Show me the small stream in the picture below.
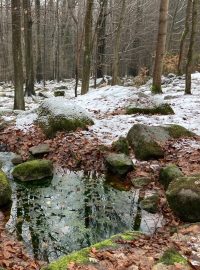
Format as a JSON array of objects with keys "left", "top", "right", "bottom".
[{"left": 0, "top": 153, "right": 164, "bottom": 263}]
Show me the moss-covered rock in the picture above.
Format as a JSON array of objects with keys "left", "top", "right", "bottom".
[
  {"left": 42, "top": 231, "right": 140, "bottom": 270},
  {"left": 166, "top": 175, "right": 200, "bottom": 222},
  {"left": 112, "top": 137, "right": 129, "bottom": 155},
  {"left": 126, "top": 103, "right": 174, "bottom": 115},
  {"left": 127, "top": 124, "right": 196, "bottom": 161},
  {"left": 105, "top": 153, "right": 134, "bottom": 175},
  {"left": 159, "top": 164, "right": 183, "bottom": 190},
  {"left": 37, "top": 98, "right": 94, "bottom": 138},
  {"left": 54, "top": 90, "right": 65, "bottom": 97},
  {"left": 140, "top": 194, "right": 159, "bottom": 214},
  {"left": 12, "top": 160, "right": 53, "bottom": 181},
  {"left": 0, "top": 170, "right": 12, "bottom": 207}
]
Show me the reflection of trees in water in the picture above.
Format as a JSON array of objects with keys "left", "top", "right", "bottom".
[{"left": 83, "top": 171, "right": 132, "bottom": 245}]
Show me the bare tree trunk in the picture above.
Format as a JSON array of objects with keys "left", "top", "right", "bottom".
[
  {"left": 152, "top": 0, "right": 169, "bottom": 94},
  {"left": 11, "top": 0, "right": 25, "bottom": 110},
  {"left": 81, "top": 0, "right": 94, "bottom": 95},
  {"left": 35, "top": 0, "right": 42, "bottom": 82},
  {"left": 185, "top": 0, "right": 198, "bottom": 95},
  {"left": 177, "top": 0, "right": 192, "bottom": 75},
  {"left": 96, "top": 0, "right": 108, "bottom": 79},
  {"left": 23, "top": 0, "right": 35, "bottom": 96},
  {"left": 43, "top": 0, "right": 47, "bottom": 87},
  {"left": 111, "top": 0, "right": 126, "bottom": 86}
]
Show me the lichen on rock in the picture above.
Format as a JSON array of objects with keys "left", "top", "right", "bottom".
[{"left": 0, "top": 169, "right": 12, "bottom": 206}]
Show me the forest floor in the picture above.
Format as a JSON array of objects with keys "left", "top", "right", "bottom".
[{"left": 0, "top": 73, "right": 200, "bottom": 269}]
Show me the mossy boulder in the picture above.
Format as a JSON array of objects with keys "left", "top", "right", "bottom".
[
  {"left": 112, "top": 137, "right": 129, "bottom": 155},
  {"left": 37, "top": 98, "right": 94, "bottom": 138},
  {"left": 126, "top": 103, "right": 174, "bottom": 115},
  {"left": 54, "top": 90, "right": 65, "bottom": 97},
  {"left": 127, "top": 124, "right": 195, "bottom": 161},
  {"left": 105, "top": 153, "right": 134, "bottom": 175},
  {"left": 140, "top": 194, "right": 159, "bottom": 214},
  {"left": 159, "top": 164, "right": 183, "bottom": 190},
  {"left": 166, "top": 175, "right": 200, "bottom": 222},
  {"left": 12, "top": 160, "right": 53, "bottom": 181},
  {"left": 43, "top": 231, "right": 140, "bottom": 270},
  {"left": 0, "top": 170, "right": 12, "bottom": 207}
]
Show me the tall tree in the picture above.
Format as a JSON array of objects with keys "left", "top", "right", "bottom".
[
  {"left": 152, "top": 0, "right": 169, "bottom": 94},
  {"left": 11, "top": 0, "right": 25, "bottom": 110},
  {"left": 23, "top": 0, "right": 35, "bottom": 96},
  {"left": 185, "top": 0, "right": 198, "bottom": 94},
  {"left": 111, "top": 0, "right": 126, "bottom": 86},
  {"left": 177, "top": 0, "right": 192, "bottom": 75},
  {"left": 35, "top": 0, "right": 42, "bottom": 82},
  {"left": 81, "top": 0, "right": 94, "bottom": 95}
]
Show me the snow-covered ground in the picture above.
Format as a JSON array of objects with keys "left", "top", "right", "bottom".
[{"left": 0, "top": 73, "right": 200, "bottom": 144}]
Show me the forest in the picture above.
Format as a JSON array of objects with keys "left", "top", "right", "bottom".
[{"left": 0, "top": 0, "right": 200, "bottom": 269}]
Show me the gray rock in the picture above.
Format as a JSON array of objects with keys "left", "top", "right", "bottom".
[
  {"left": 29, "top": 144, "right": 51, "bottom": 155},
  {"left": 166, "top": 175, "right": 200, "bottom": 222},
  {"left": 105, "top": 153, "right": 134, "bottom": 175},
  {"left": 11, "top": 154, "right": 23, "bottom": 165},
  {"left": 131, "top": 177, "right": 152, "bottom": 188},
  {"left": 140, "top": 194, "right": 159, "bottom": 214},
  {"left": 126, "top": 103, "right": 174, "bottom": 115},
  {"left": 37, "top": 97, "right": 94, "bottom": 138}
]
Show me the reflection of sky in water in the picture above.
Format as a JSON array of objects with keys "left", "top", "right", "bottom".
[{"left": 0, "top": 153, "right": 164, "bottom": 263}]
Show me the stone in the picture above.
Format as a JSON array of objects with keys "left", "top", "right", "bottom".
[
  {"left": 0, "top": 170, "right": 12, "bottom": 207},
  {"left": 54, "top": 90, "right": 65, "bottom": 97},
  {"left": 126, "top": 103, "right": 174, "bottom": 115},
  {"left": 11, "top": 154, "right": 23, "bottom": 165},
  {"left": 159, "top": 164, "right": 183, "bottom": 190},
  {"left": 29, "top": 144, "right": 51, "bottom": 156},
  {"left": 105, "top": 153, "right": 134, "bottom": 176},
  {"left": 37, "top": 97, "right": 94, "bottom": 138},
  {"left": 112, "top": 137, "right": 129, "bottom": 155},
  {"left": 127, "top": 124, "right": 195, "bottom": 161},
  {"left": 166, "top": 175, "right": 200, "bottom": 222},
  {"left": 131, "top": 177, "right": 152, "bottom": 188},
  {"left": 12, "top": 159, "right": 53, "bottom": 181},
  {"left": 140, "top": 194, "right": 159, "bottom": 214}
]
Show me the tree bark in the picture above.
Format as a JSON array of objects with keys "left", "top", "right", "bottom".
[
  {"left": 23, "top": 0, "right": 35, "bottom": 96},
  {"left": 81, "top": 0, "right": 94, "bottom": 95},
  {"left": 35, "top": 0, "right": 43, "bottom": 83},
  {"left": 177, "top": 0, "right": 192, "bottom": 75},
  {"left": 111, "top": 0, "right": 126, "bottom": 86},
  {"left": 152, "top": 0, "right": 169, "bottom": 94},
  {"left": 185, "top": 0, "right": 198, "bottom": 95},
  {"left": 11, "top": 0, "right": 25, "bottom": 110}
]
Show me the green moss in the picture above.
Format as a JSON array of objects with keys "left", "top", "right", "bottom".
[
  {"left": 135, "top": 140, "right": 164, "bottom": 161},
  {"left": 140, "top": 194, "right": 159, "bottom": 214},
  {"left": 112, "top": 137, "right": 129, "bottom": 155},
  {"left": 151, "top": 85, "right": 163, "bottom": 94},
  {"left": 159, "top": 249, "right": 188, "bottom": 265},
  {"left": 126, "top": 103, "right": 174, "bottom": 116},
  {"left": 12, "top": 159, "right": 53, "bottom": 181},
  {"left": 131, "top": 177, "right": 152, "bottom": 188},
  {"left": 166, "top": 175, "right": 200, "bottom": 222},
  {"left": 166, "top": 124, "right": 195, "bottom": 139},
  {"left": 0, "top": 170, "right": 12, "bottom": 206},
  {"left": 43, "top": 231, "right": 140, "bottom": 270},
  {"left": 159, "top": 164, "right": 183, "bottom": 190}
]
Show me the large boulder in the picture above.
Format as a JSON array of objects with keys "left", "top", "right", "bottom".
[
  {"left": 166, "top": 175, "right": 200, "bottom": 222},
  {"left": 0, "top": 170, "right": 12, "bottom": 207},
  {"left": 159, "top": 164, "right": 183, "bottom": 190},
  {"left": 12, "top": 159, "right": 53, "bottom": 181},
  {"left": 105, "top": 153, "right": 134, "bottom": 176},
  {"left": 127, "top": 124, "right": 195, "bottom": 161},
  {"left": 37, "top": 98, "right": 94, "bottom": 137},
  {"left": 126, "top": 103, "right": 174, "bottom": 115}
]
